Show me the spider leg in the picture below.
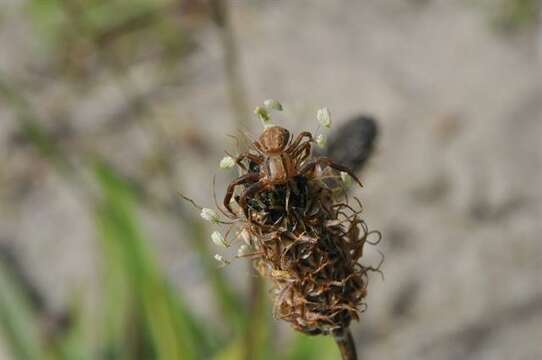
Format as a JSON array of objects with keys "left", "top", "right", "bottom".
[
  {"left": 286, "top": 131, "right": 313, "bottom": 154},
  {"left": 299, "top": 157, "right": 363, "bottom": 187},
  {"left": 324, "top": 158, "right": 363, "bottom": 187},
  {"left": 235, "top": 152, "right": 264, "bottom": 171},
  {"left": 254, "top": 141, "right": 265, "bottom": 155},
  {"left": 239, "top": 180, "right": 271, "bottom": 218},
  {"left": 213, "top": 175, "right": 235, "bottom": 219},
  {"left": 291, "top": 142, "right": 312, "bottom": 165},
  {"left": 224, "top": 173, "right": 261, "bottom": 215},
  {"left": 298, "top": 160, "right": 317, "bottom": 177}
]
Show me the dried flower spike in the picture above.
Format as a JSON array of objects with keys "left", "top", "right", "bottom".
[
  {"left": 317, "top": 107, "right": 332, "bottom": 128},
  {"left": 219, "top": 156, "right": 236, "bottom": 169},
  {"left": 219, "top": 120, "right": 376, "bottom": 336},
  {"left": 186, "top": 105, "right": 382, "bottom": 360}
]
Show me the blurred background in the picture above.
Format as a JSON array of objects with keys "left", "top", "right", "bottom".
[{"left": 1, "top": 0, "right": 542, "bottom": 359}]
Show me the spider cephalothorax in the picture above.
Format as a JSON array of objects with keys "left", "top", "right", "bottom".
[{"left": 256, "top": 126, "right": 291, "bottom": 154}]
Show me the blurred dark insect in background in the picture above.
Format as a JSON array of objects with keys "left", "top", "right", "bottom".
[{"left": 319, "top": 116, "right": 378, "bottom": 174}]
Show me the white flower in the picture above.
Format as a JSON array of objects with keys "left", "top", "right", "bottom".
[
  {"left": 219, "top": 156, "right": 235, "bottom": 169},
  {"left": 254, "top": 106, "right": 271, "bottom": 123},
  {"left": 317, "top": 107, "right": 332, "bottom": 128},
  {"left": 316, "top": 134, "right": 327, "bottom": 148},
  {"left": 340, "top": 171, "right": 353, "bottom": 187},
  {"left": 214, "top": 254, "right": 230, "bottom": 265},
  {"left": 237, "top": 244, "right": 251, "bottom": 257},
  {"left": 263, "top": 99, "right": 283, "bottom": 111},
  {"left": 200, "top": 208, "right": 219, "bottom": 223},
  {"left": 211, "top": 231, "right": 228, "bottom": 248}
]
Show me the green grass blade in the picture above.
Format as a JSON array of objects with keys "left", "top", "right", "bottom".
[
  {"left": 212, "top": 337, "right": 243, "bottom": 360},
  {"left": 245, "top": 280, "right": 273, "bottom": 360},
  {"left": 95, "top": 162, "right": 216, "bottom": 360},
  {"left": 53, "top": 296, "right": 93, "bottom": 360},
  {"left": 285, "top": 333, "right": 339, "bottom": 360},
  {"left": 0, "top": 262, "right": 45, "bottom": 360}
]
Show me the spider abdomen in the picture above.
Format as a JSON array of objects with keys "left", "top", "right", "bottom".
[{"left": 264, "top": 153, "right": 297, "bottom": 184}]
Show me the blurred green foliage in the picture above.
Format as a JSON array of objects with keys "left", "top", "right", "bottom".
[
  {"left": 0, "top": 262, "right": 45, "bottom": 359},
  {"left": 495, "top": 0, "right": 540, "bottom": 30},
  {"left": 477, "top": 0, "right": 541, "bottom": 32},
  {"left": 28, "top": 0, "right": 162, "bottom": 44},
  {"left": 95, "top": 163, "right": 218, "bottom": 359},
  {"left": 27, "top": 0, "right": 193, "bottom": 75}
]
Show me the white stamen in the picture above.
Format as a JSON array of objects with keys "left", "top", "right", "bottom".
[
  {"left": 200, "top": 208, "right": 220, "bottom": 224},
  {"left": 341, "top": 171, "right": 353, "bottom": 187},
  {"left": 263, "top": 99, "right": 283, "bottom": 111},
  {"left": 316, "top": 134, "right": 327, "bottom": 148},
  {"left": 317, "top": 107, "right": 332, "bottom": 128},
  {"left": 214, "top": 254, "right": 230, "bottom": 265},
  {"left": 237, "top": 244, "right": 252, "bottom": 257},
  {"left": 240, "top": 228, "right": 252, "bottom": 245},
  {"left": 219, "top": 156, "right": 235, "bottom": 169},
  {"left": 254, "top": 106, "right": 271, "bottom": 123},
  {"left": 211, "top": 231, "right": 228, "bottom": 248}
]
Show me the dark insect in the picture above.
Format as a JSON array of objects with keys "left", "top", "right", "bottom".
[{"left": 318, "top": 115, "right": 378, "bottom": 173}]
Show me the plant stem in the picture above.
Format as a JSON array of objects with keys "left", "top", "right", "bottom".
[
  {"left": 333, "top": 328, "right": 358, "bottom": 360},
  {"left": 209, "top": 2, "right": 267, "bottom": 358},
  {"left": 243, "top": 274, "right": 266, "bottom": 360},
  {"left": 208, "top": 0, "right": 251, "bottom": 131}
]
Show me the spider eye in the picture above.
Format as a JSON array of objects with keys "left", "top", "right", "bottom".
[{"left": 249, "top": 161, "right": 260, "bottom": 173}]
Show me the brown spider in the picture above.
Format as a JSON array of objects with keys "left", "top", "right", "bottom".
[{"left": 223, "top": 126, "right": 362, "bottom": 217}]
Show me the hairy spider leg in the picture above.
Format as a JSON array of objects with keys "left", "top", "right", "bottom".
[
  {"left": 299, "top": 157, "right": 363, "bottom": 187},
  {"left": 223, "top": 173, "right": 261, "bottom": 215},
  {"left": 253, "top": 140, "right": 266, "bottom": 154},
  {"left": 286, "top": 131, "right": 313, "bottom": 153},
  {"left": 235, "top": 151, "right": 264, "bottom": 169},
  {"left": 290, "top": 141, "right": 312, "bottom": 166}
]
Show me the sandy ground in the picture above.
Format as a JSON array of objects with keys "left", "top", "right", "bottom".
[{"left": 1, "top": 0, "right": 542, "bottom": 359}]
